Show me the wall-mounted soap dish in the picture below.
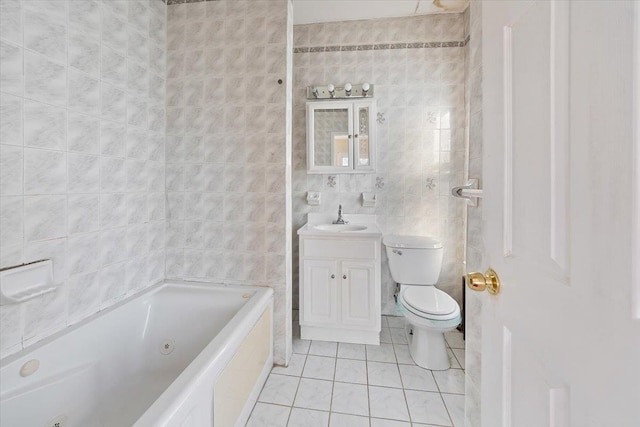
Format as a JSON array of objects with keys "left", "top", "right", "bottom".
[{"left": 0, "top": 260, "right": 56, "bottom": 305}]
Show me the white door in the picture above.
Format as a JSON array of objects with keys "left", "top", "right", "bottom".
[
  {"left": 301, "top": 260, "right": 339, "bottom": 326},
  {"left": 481, "top": 1, "right": 640, "bottom": 426},
  {"left": 341, "top": 261, "right": 377, "bottom": 328}
]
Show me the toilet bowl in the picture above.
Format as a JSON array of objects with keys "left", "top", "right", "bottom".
[{"left": 383, "top": 235, "right": 461, "bottom": 370}]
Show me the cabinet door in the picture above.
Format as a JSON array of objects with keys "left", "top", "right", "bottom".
[
  {"left": 301, "top": 260, "right": 339, "bottom": 326},
  {"left": 353, "top": 101, "right": 375, "bottom": 172},
  {"left": 340, "top": 261, "right": 377, "bottom": 328},
  {"left": 306, "top": 102, "right": 354, "bottom": 173}
]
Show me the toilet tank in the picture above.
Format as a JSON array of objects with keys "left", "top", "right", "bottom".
[{"left": 383, "top": 235, "right": 444, "bottom": 285}]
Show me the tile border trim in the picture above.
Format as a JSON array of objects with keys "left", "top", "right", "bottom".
[{"left": 293, "top": 38, "right": 469, "bottom": 54}]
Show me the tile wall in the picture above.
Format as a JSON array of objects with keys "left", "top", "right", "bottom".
[
  {"left": 164, "top": 0, "right": 293, "bottom": 365},
  {"left": 464, "top": 3, "right": 483, "bottom": 426},
  {"left": 0, "top": 0, "right": 167, "bottom": 357},
  {"left": 292, "top": 14, "right": 468, "bottom": 314}
]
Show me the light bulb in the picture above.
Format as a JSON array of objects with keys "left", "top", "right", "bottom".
[
  {"left": 344, "top": 83, "right": 352, "bottom": 91},
  {"left": 362, "top": 82, "right": 370, "bottom": 92},
  {"left": 312, "top": 87, "right": 319, "bottom": 98},
  {"left": 327, "top": 84, "right": 335, "bottom": 93}
]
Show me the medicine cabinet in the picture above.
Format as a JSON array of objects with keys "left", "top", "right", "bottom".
[{"left": 306, "top": 100, "right": 376, "bottom": 174}]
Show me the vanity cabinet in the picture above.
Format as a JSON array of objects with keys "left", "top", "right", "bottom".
[
  {"left": 299, "top": 236, "right": 381, "bottom": 345},
  {"left": 306, "top": 100, "right": 376, "bottom": 174}
]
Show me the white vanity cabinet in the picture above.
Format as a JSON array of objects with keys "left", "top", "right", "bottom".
[{"left": 298, "top": 234, "right": 381, "bottom": 345}]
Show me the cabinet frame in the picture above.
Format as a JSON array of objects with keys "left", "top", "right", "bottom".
[{"left": 306, "top": 100, "right": 376, "bottom": 174}]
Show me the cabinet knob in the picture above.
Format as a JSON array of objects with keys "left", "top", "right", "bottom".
[
  {"left": 331, "top": 274, "right": 335, "bottom": 279},
  {"left": 343, "top": 275, "right": 347, "bottom": 279}
]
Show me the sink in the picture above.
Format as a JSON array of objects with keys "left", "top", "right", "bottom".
[{"left": 313, "top": 224, "right": 368, "bottom": 232}]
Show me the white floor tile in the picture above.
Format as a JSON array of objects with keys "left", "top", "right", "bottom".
[
  {"left": 370, "top": 418, "right": 411, "bottom": 427},
  {"left": 309, "top": 340, "right": 338, "bottom": 357},
  {"left": 380, "top": 328, "right": 392, "bottom": 343},
  {"left": 366, "top": 343, "right": 397, "bottom": 363},
  {"left": 303, "top": 355, "right": 336, "bottom": 381},
  {"left": 442, "top": 393, "right": 465, "bottom": 427},
  {"left": 452, "top": 348, "right": 465, "bottom": 369},
  {"left": 288, "top": 408, "right": 329, "bottom": 427},
  {"left": 444, "top": 331, "right": 465, "bottom": 349},
  {"left": 368, "top": 361, "right": 402, "bottom": 388},
  {"left": 386, "top": 316, "right": 405, "bottom": 328},
  {"left": 389, "top": 328, "right": 408, "bottom": 344},
  {"left": 337, "top": 342, "right": 366, "bottom": 360},
  {"left": 294, "top": 378, "right": 333, "bottom": 411},
  {"left": 405, "top": 390, "right": 452, "bottom": 426},
  {"left": 331, "top": 382, "right": 369, "bottom": 417},
  {"left": 272, "top": 353, "right": 307, "bottom": 377},
  {"left": 393, "top": 344, "right": 415, "bottom": 365},
  {"left": 293, "top": 338, "right": 311, "bottom": 354},
  {"left": 258, "top": 374, "right": 300, "bottom": 406},
  {"left": 433, "top": 368, "right": 465, "bottom": 394},
  {"left": 247, "top": 402, "right": 291, "bottom": 427},
  {"left": 368, "top": 386, "right": 410, "bottom": 421},
  {"left": 335, "top": 358, "right": 367, "bottom": 384},
  {"left": 447, "top": 349, "right": 461, "bottom": 369},
  {"left": 329, "top": 413, "right": 369, "bottom": 427},
  {"left": 398, "top": 365, "right": 438, "bottom": 392}
]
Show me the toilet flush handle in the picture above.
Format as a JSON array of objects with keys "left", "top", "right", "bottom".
[{"left": 392, "top": 249, "right": 403, "bottom": 255}]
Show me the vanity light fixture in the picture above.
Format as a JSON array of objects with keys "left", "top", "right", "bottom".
[{"left": 306, "top": 83, "right": 375, "bottom": 99}]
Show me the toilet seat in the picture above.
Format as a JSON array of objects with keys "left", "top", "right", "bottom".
[{"left": 400, "top": 287, "right": 460, "bottom": 321}]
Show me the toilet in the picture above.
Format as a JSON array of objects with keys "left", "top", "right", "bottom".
[{"left": 383, "top": 235, "right": 461, "bottom": 370}]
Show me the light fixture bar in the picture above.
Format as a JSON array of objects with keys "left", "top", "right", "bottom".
[{"left": 306, "top": 83, "right": 374, "bottom": 99}]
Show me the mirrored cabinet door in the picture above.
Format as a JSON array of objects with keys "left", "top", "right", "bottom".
[
  {"left": 306, "top": 100, "right": 376, "bottom": 174},
  {"left": 354, "top": 102, "right": 375, "bottom": 172}
]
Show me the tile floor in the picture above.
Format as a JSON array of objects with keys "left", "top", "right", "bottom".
[{"left": 246, "top": 315, "right": 465, "bottom": 427}]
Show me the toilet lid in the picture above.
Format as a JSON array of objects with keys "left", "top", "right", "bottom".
[{"left": 402, "top": 287, "right": 457, "bottom": 316}]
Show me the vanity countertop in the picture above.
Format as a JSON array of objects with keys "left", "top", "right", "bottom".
[{"left": 297, "top": 213, "right": 382, "bottom": 238}]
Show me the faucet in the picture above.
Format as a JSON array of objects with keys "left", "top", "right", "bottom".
[{"left": 333, "top": 205, "right": 349, "bottom": 224}]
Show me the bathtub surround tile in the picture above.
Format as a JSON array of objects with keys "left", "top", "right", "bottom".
[
  {"left": 24, "top": 50, "right": 67, "bottom": 107},
  {"left": 0, "top": 144, "right": 23, "bottom": 195},
  {"left": 1, "top": 40, "right": 23, "bottom": 95},
  {"left": 258, "top": 373, "right": 299, "bottom": 406},
  {"left": 0, "top": 0, "right": 166, "bottom": 356},
  {"left": 0, "top": 93, "right": 23, "bottom": 145},
  {"left": 23, "top": 286, "right": 67, "bottom": 345},
  {"left": 23, "top": 100, "right": 67, "bottom": 150}
]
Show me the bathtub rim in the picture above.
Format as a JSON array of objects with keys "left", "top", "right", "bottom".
[{"left": 0, "top": 280, "right": 274, "bottom": 426}]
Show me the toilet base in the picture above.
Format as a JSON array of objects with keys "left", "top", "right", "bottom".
[{"left": 405, "top": 322, "right": 451, "bottom": 371}]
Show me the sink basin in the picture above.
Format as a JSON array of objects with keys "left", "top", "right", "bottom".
[{"left": 313, "top": 224, "right": 368, "bottom": 232}]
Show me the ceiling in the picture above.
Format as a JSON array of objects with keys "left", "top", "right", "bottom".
[{"left": 293, "top": 0, "right": 469, "bottom": 25}]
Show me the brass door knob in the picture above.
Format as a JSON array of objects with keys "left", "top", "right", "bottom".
[{"left": 466, "top": 268, "right": 501, "bottom": 295}]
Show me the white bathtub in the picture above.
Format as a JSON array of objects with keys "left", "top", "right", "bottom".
[{"left": 0, "top": 281, "right": 274, "bottom": 427}]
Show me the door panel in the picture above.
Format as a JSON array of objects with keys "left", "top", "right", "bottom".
[
  {"left": 341, "top": 261, "right": 376, "bottom": 328},
  {"left": 482, "top": 1, "right": 639, "bottom": 426},
  {"left": 301, "top": 260, "right": 338, "bottom": 326}
]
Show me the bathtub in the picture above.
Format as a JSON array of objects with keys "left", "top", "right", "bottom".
[{"left": 0, "top": 280, "right": 274, "bottom": 427}]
